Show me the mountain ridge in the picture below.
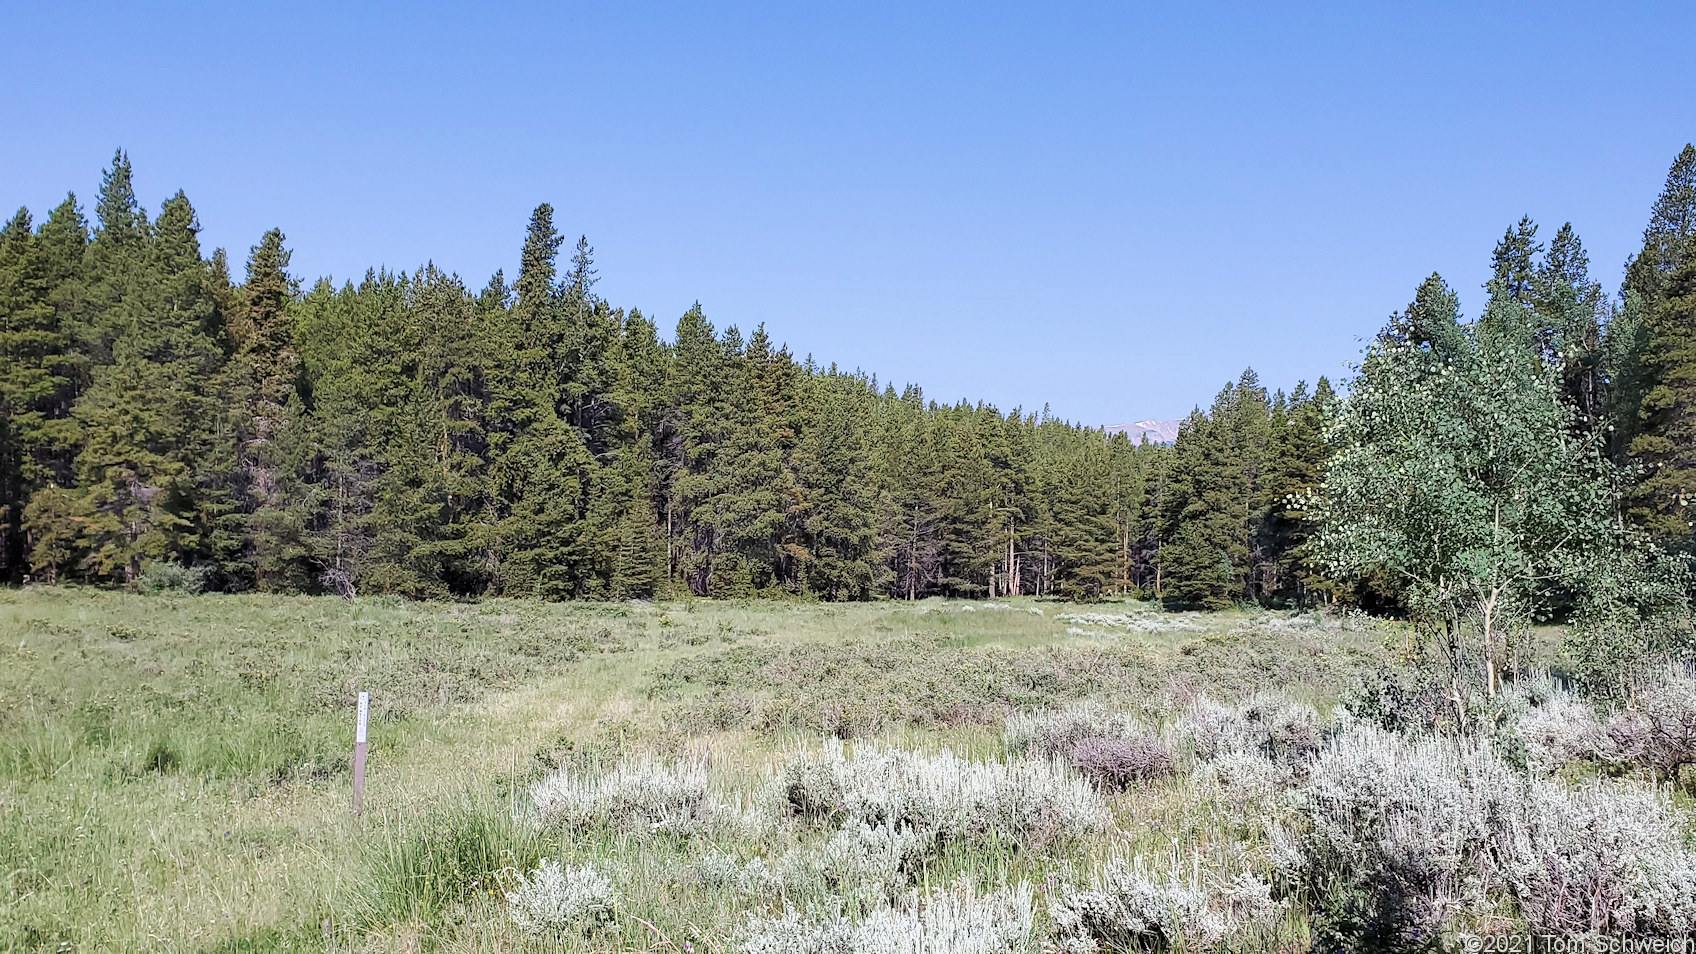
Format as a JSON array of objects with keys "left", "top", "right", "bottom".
[{"left": 1102, "top": 419, "right": 1183, "bottom": 444}]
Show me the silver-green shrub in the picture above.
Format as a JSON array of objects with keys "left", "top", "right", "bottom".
[
  {"left": 1604, "top": 664, "right": 1696, "bottom": 781},
  {"left": 1005, "top": 706, "right": 1173, "bottom": 789},
  {"left": 1505, "top": 779, "right": 1696, "bottom": 937},
  {"left": 1501, "top": 678, "right": 1603, "bottom": 775},
  {"left": 506, "top": 859, "right": 619, "bottom": 934},
  {"left": 1171, "top": 692, "right": 1321, "bottom": 772},
  {"left": 773, "top": 742, "right": 1108, "bottom": 848},
  {"left": 1284, "top": 726, "right": 1522, "bottom": 936},
  {"left": 1287, "top": 723, "right": 1696, "bottom": 942},
  {"left": 1050, "top": 855, "right": 1282, "bottom": 953},
  {"left": 532, "top": 755, "right": 712, "bottom": 833},
  {"left": 742, "top": 882, "right": 1035, "bottom": 954}
]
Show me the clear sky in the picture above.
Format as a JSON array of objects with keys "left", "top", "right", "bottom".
[{"left": 3, "top": 2, "right": 1693, "bottom": 424}]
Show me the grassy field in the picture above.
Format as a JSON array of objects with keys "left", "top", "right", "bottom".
[{"left": 0, "top": 588, "right": 1465, "bottom": 952}]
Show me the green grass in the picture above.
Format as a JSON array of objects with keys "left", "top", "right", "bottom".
[{"left": 0, "top": 588, "right": 1394, "bottom": 952}]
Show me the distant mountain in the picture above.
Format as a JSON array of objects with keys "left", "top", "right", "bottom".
[{"left": 1102, "top": 419, "right": 1182, "bottom": 444}]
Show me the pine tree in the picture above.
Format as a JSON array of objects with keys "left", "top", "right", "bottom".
[
  {"left": 1623, "top": 144, "right": 1696, "bottom": 308},
  {"left": 1157, "top": 376, "right": 1260, "bottom": 609},
  {"left": 1628, "top": 256, "right": 1696, "bottom": 540},
  {"left": 1614, "top": 145, "right": 1696, "bottom": 459},
  {"left": 1531, "top": 223, "right": 1607, "bottom": 428},
  {"left": 62, "top": 188, "right": 223, "bottom": 583},
  {"left": 212, "top": 228, "right": 310, "bottom": 589},
  {"left": 487, "top": 206, "right": 596, "bottom": 598},
  {"left": 0, "top": 202, "right": 86, "bottom": 578}
]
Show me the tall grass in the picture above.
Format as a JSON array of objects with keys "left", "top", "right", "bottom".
[{"left": 1, "top": 588, "right": 1395, "bottom": 951}]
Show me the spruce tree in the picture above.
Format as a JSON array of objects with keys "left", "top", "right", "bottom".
[
  {"left": 211, "top": 228, "right": 310, "bottom": 589},
  {"left": 63, "top": 189, "right": 223, "bottom": 583},
  {"left": 488, "top": 208, "right": 596, "bottom": 598},
  {"left": 0, "top": 204, "right": 86, "bottom": 577},
  {"left": 1624, "top": 144, "right": 1696, "bottom": 308},
  {"left": 1628, "top": 256, "right": 1696, "bottom": 540}
]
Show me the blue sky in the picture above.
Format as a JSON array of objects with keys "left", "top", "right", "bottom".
[{"left": 3, "top": 2, "right": 1693, "bottom": 424}]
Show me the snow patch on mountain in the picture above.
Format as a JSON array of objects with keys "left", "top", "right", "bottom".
[{"left": 1102, "top": 419, "right": 1182, "bottom": 444}]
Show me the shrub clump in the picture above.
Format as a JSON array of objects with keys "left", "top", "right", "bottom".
[
  {"left": 1281, "top": 726, "right": 1522, "bottom": 942},
  {"left": 742, "top": 882, "right": 1035, "bottom": 954},
  {"left": 773, "top": 741, "right": 1108, "bottom": 850},
  {"left": 532, "top": 755, "right": 712, "bottom": 834},
  {"left": 1005, "top": 706, "right": 1174, "bottom": 789},
  {"left": 1173, "top": 693, "right": 1321, "bottom": 772},
  {"left": 1050, "top": 854, "right": 1283, "bottom": 953},
  {"left": 1603, "top": 664, "right": 1696, "bottom": 782},
  {"left": 1282, "top": 724, "right": 1696, "bottom": 946},
  {"left": 1504, "top": 680, "right": 1604, "bottom": 775},
  {"left": 506, "top": 859, "right": 619, "bottom": 934},
  {"left": 136, "top": 561, "right": 210, "bottom": 595},
  {"left": 1505, "top": 780, "right": 1696, "bottom": 937}
]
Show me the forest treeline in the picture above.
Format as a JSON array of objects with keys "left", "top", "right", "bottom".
[{"left": 1, "top": 146, "right": 1693, "bottom": 607}]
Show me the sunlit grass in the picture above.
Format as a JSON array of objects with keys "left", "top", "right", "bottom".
[{"left": 0, "top": 587, "right": 1389, "bottom": 951}]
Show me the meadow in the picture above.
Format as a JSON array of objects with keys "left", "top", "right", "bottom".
[{"left": 4, "top": 589, "right": 1693, "bottom": 953}]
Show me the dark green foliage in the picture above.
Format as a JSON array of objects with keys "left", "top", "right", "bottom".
[
  {"left": 7, "top": 144, "right": 1695, "bottom": 622},
  {"left": 10, "top": 156, "right": 1320, "bottom": 600},
  {"left": 1617, "top": 144, "right": 1696, "bottom": 538}
]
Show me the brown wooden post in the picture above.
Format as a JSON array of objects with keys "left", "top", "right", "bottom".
[{"left": 352, "top": 690, "right": 369, "bottom": 815}]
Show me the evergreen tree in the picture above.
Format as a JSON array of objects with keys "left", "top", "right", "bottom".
[
  {"left": 488, "top": 206, "right": 596, "bottom": 598},
  {"left": 1623, "top": 144, "right": 1696, "bottom": 308},
  {"left": 1614, "top": 145, "right": 1696, "bottom": 459},
  {"left": 2, "top": 153, "right": 1359, "bottom": 605},
  {"left": 211, "top": 229, "right": 310, "bottom": 589},
  {"left": 60, "top": 189, "right": 223, "bottom": 583},
  {"left": 0, "top": 201, "right": 86, "bottom": 578},
  {"left": 1628, "top": 256, "right": 1696, "bottom": 540}
]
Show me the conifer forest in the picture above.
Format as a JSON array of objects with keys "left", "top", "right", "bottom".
[{"left": 4, "top": 147, "right": 1696, "bottom": 618}]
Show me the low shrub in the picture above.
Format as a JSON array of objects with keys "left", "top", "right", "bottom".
[
  {"left": 506, "top": 859, "right": 620, "bottom": 935},
  {"left": 693, "top": 849, "right": 783, "bottom": 897},
  {"left": 1505, "top": 780, "right": 1696, "bottom": 937},
  {"left": 1604, "top": 664, "right": 1696, "bottom": 783},
  {"left": 773, "top": 742, "right": 1108, "bottom": 850},
  {"left": 136, "top": 561, "right": 210, "bottom": 595},
  {"left": 532, "top": 755, "right": 712, "bottom": 834},
  {"left": 1172, "top": 692, "right": 1321, "bottom": 772},
  {"left": 742, "top": 882, "right": 1035, "bottom": 954},
  {"left": 1069, "top": 736, "right": 1174, "bottom": 790},
  {"left": 1285, "top": 724, "right": 1696, "bottom": 945},
  {"left": 1499, "top": 678, "right": 1603, "bottom": 775},
  {"left": 1282, "top": 726, "right": 1521, "bottom": 944},
  {"left": 814, "top": 821, "right": 930, "bottom": 900},
  {"left": 1193, "top": 749, "right": 1285, "bottom": 811},
  {"left": 1005, "top": 705, "right": 1173, "bottom": 789},
  {"left": 1050, "top": 854, "right": 1282, "bottom": 953}
]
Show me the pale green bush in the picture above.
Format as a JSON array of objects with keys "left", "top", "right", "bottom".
[
  {"left": 1286, "top": 723, "right": 1696, "bottom": 944},
  {"left": 1050, "top": 854, "right": 1282, "bottom": 953},
  {"left": 1004, "top": 705, "right": 1173, "bottom": 789},
  {"left": 1604, "top": 664, "right": 1696, "bottom": 782},
  {"left": 1505, "top": 780, "right": 1696, "bottom": 937},
  {"left": 773, "top": 742, "right": 1108, "bottom": 849},
  {"left": 742, "top": 882, "right": 1035, "bottom": 954},
  {"left": 532, "top": 755, "right": 712, "bottom": 833},
  {"left": 1282, "top": 726, "right": 1522, "bottom": 939},
  {"left": 1172, "top": 693, "right": 1320, "bottom": 771},
  {"left": 506, "top": 859, "right": 619, "bottom": 934},
  {"left": 1502, "top": 679, "right": 1604, "bottom": 775}
]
